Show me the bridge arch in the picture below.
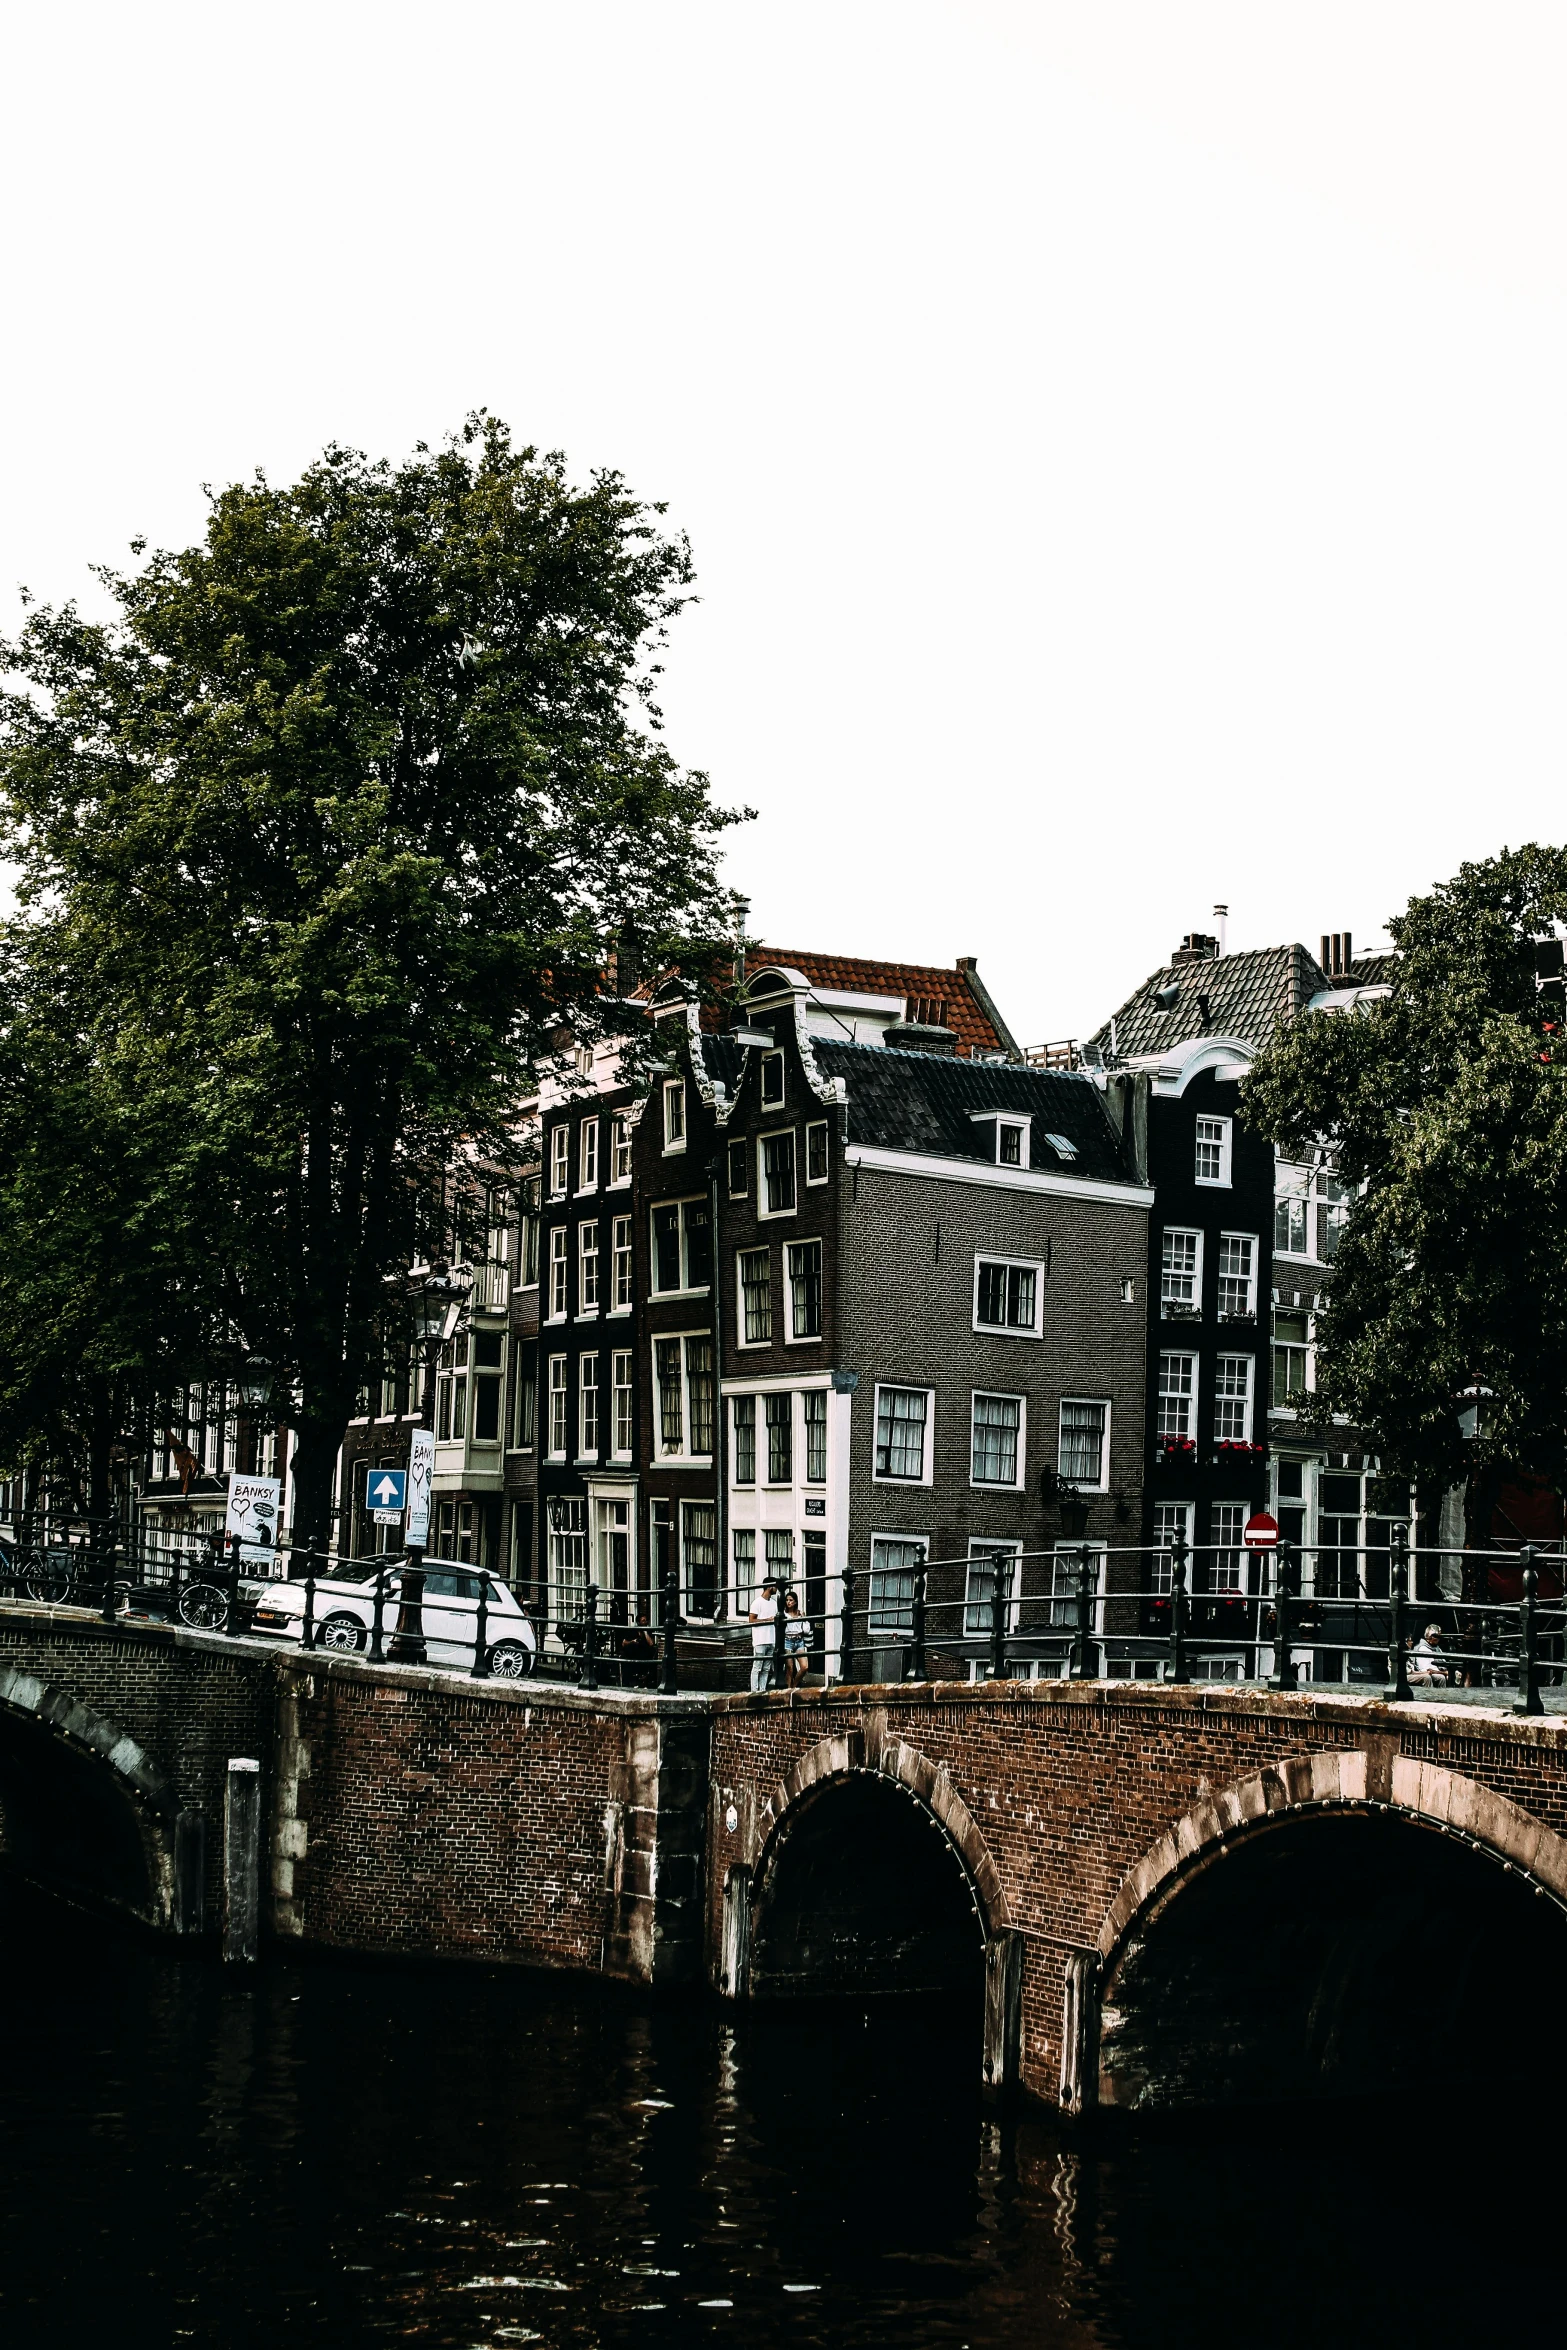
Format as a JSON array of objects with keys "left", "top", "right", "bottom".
[
  {"left": 0, "top": 1664, "right": 185, "bottom": 1930},
  {"left": 1092, "top": 1751, "right": 1567, "bottom": 2111},
  {"left": 745, "top": 1732, "right": 1007, "bottom": 2000}
]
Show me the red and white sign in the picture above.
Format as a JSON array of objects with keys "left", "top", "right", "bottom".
[{"left": 1243, "top": 1510, "right": 1280, "bottom": 1550}]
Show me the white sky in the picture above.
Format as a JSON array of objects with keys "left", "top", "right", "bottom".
[{"left": 3, "top": 2, "right": 1565, "bottom": 1043}]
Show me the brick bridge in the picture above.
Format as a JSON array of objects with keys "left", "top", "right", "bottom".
[{"left": 4, "top": 1603, "right": 1566, "bottom": 2111}]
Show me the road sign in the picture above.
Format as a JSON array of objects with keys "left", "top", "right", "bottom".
[
  {"left": 225, "top": 1474, "right": 281, "bottom": 1551},
  {"left": 1243, "top": 1509, "right": 1280, "bottom": 1550},
  {"left": 367, "top": 1469, "right": 407, "bottom": 1514},
  {"left": 406, "top": 1427, "right": 436, "bottom": 1546}
]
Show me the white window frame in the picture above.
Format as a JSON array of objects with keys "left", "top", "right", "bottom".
[
  {"left": 964, "top": 1538, "right": 1023, "bottom": 1633},
  {"left": 763, "top": 1390, "right": 794, "bottom": 1486},
  {"left": 969, "top": 1109, "right": 1031, "bottom": 1167},
  {"left": 578, "top": 1352, "right": 600, "bottom": 1462},
  {"left": 786, "top": 1238, "right": 823, "bottom": 1343},
  {"left": 578, "top": 1219, "right": 600, "bottom": 1316},
  {"left": 760, "top": 1050, "right": 786, "bottom": 1106},
  {"left": 1157, "top": 1351, "right": 1198, "bottom": 1441},
  {"left": 1274, "top": 1161, "right": 1312, "bottom": 1258},
  {"left": 610, "top": 1214, "right": 633, "bottom": 1312},
  {"left": 1271, "top": 1308, "right": 1311, "bottom": 1411},
  {"left": 737, "top": 1245, "right": 772, "bottom": 1347},
  {"left": 731, "top": 1393, "right": 757, "bottom": 1486},
  {"left": 732, "top": 1526, "right": 758, "bottom": 1615},
  {"left": 972, "top": 1254, "right": 1043, "bottom": 1337},
  {"left": 611, "top": 1350, "right": 634, "bottom": 1459},
  {"left": 1057, "top": 1397, "right": 1110, "bottom": 1492},
  {"left": 1150, "top": 1501, "right": 1192, "bottom": 1597},
  {"left": 802, "top": 1385, "right": 827, "bottom": 1483},
  {"left": 578, "top": 1118, "right": 599, "bottom": 1193},
  {"left": 1195, "top": 1114, "right": 1233, "bottom": 1188},
  {"left": 1160, "top": 1227, "right": 1203, "bottom": 1315},
  {"left": 652, "top": 1331, "right": 717, "bottom": 1463},
  {"left": 547, "top": 1494, "right": 587, "bottom": 1616},
  {"left": 1213, "top": 1353, "right": 1255, "bottom": 1444},
  {"left": 869, "top": 1533, "right": 929, "bottom": 1640},
  {"left": 649, "top": 1196, "right": 711, "bottom": 1297},
  {"left": 873, "top": 1382, "right": 934, "bottom": 1486},
  {"left": 1210, "top": 1500, "right": 1247, "bottom": 1593},
  {"left": 1217, "top": 1232, "right": 1258, "bottom": 1320},
  {"left": 806, "top": 1119, "right": 830, "bottom": 1184},
  {"left": 546, "top": 1354, "right": 569, "bottom": 1458},
  {"left": 970, "top": 1390, "right": 1025, "bottom": 1489},
  {"left": 547, "top": 1226, "right": 569, "bottom": 1322},
  {"left": 662, "top": 1077, "right": 686, "bottom": 1152},
  {"left": 1046, "top": 1540, "right": 1106, "bottom": 1633},
  {"left": 609, "top": 1112, "right": 632, "bottom": 1186},
  {"left": 549, "top": 1124, "right": 570, "bottom": 1198},
  {"left": 758, "top": 1127, "right": 799, "bottom": 1219}
]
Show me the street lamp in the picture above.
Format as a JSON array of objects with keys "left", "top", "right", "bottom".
[
  {"left": 1457, "top": 1382, "right": 1495, "bottom": 1445},
  {"left": 388, "top": 1260, "right": 473, "bottom": 1663},
  {"left": 236, "top": 1356, "right": 271, "bottom": 1414},
  {"left": 1058, "top": 1489, "right": 1091, "bottom": 1541}
]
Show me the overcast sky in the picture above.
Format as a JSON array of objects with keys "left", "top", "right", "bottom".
[{"left": 4, "top": 3, "right": 1564, "bottom": 1043}]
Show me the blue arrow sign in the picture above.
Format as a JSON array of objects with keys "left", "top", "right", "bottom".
[{"left": 368, "top": 1469, "right": 407, "bottom": 1512}]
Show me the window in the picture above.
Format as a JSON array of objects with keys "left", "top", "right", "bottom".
[
  {"left": 1195, "top": 1115, "right": 1232, "bottom": 1187},
  {"left": 579, "top": 1119, "right": 599, "bottom": 1191},
  {"left": 1046, "top": 1542, "right": 1102, "bottom": 1630},
  {"left": 379, "top": 1347, "right": 407, "bottom": 1419},
  {"left": 611, "top": 1215, "right": 633, "bottom": 1309},
  {"left": 1275, "top": 1162, "right": 1310, "bottom": 1255},
  {"left": 1217, "top": 1234, "right": 1256, "bottom": 1318},
  {"left": 869, "top": 1535, "right": 925, "bottom": 1637},
  {"left": 436, "top": 1334, "right": 467, "bottom": 1440},
  {"left": 579, "top": 1220, "right": 600, "bottom": 1313},
  {"left": 971, "top": 1392, "right": 1022, "bottom": 1486},
  {"left": 663, "top": 1079, "right": 686, "bottom": 1149},
  {"left": 803, "top": 1388, "right": 826, "bottom": 1483},
  {"left": 512, "top": 1349, "right": 536, "bottom": 1449},
  {"left": 575, "top": 1042, "right": 594, "bottom": 1078},
  {"left": 1058, "top": 1398, "right": 1108, "bottom": 1489},
  {"left": 875, "top": 1385, "right": 931, "bottom": 1481},
  {"left": 739, "top": 1247, "right": 772, "bottom": 1343},
  {"left": 656, "top": 1336, "right": 715, "bottom": 1457},
  {"left": 761, "top": 1052, "right": 785, "bottom": 1104},
  {"left": 1158, "top": 1353, "right": 1197, "bottom": 1440},
  {"left": 520, "top": 1174, "right": 541, "bottom": 1286},
  {"left": 965, "top": 1541, "right": 1021, "bottom": 1633},
  {"left": 548, "top": 1496, "right": 587, "bottom": 1617},
  {"left": 684, "top": 1503, "right": 718, "bottom": 1615},
  {"left": 806, "top": 1121, "right": 829, "bottom": 1183},
  {"left": 471, "top": 1329, "right": 503, "bottom": 1442},
  {"left": 1210, "top": 1501, "right": 1246, "bottom": 1593},
  {"left": 610, "top": 1113, "right": 631, "bottom": 1184},
  {"left": 549, "top": 1124, "right": 569, "bottom": 1196},
  {"left": 579, "top": 1354, "right": 600, "bottom": 1458},
  {"left": 732, "top": 1395, "right": 756, "bottom": 1484},
  {"left": 548, "top": 1226, "right": 568, "bottom": 1319},
  {"left": 996, "top": 1120, "right": 1025, "bottom": 1166},
  {"left": 788, "top": 1240, "right": 822, "bottom": 1339},
  {"left": 1043, "top": 1131, "right": 1078, "bottom": 1164},
  {"left": 975, "top": 1257, "right": 1039, "bottom": 1333},
  {"left": 547, "top": 1355, "right": 569, "bottom": 1456},
  {"left": 765, "top": 1391, "right": 793, "bottom": 1483},
  {"left": 765, "top": 1527, "right": 795, "bottom": 1591},
  {"left": 907, "top": 994, "right": 947, "bottom": 1027},
  {"left": 1151, "top": 1501, "right": 1191, "bottom": 1596},
  {"left": 1213, "top": 1354, "right": 1254, "bottom": 1443},
  {"left": 688, "top": 1339, "right": 715, "bottom": 1455},
  {"left": 1319, "top": 1168, "right": 1350, "bottom": 1263},
  {"left": 656, "top": 1338, "right": 683, "bottom": 1453},
  {"left": 651, "top": 1198, "right": 711, "bottom": 1293},
  {"left": 761, "top": 1130, "right": 797, "bottom": 1215},
  {"left": 727, "top": 1138, "right": 749, "bottom": 1197},
  {"left": 732, "top": 1527, "right": 756, "bottom": 1613},
  {"left": 611, "top": 1351, "right": 633, "bottom": 1457},
  {"left": 1272, "top": 1311, "right": 1309, "bottom": 1406},
  {"left": 1161, "top": 1229, "right": 1201, "bottom": 1313}
]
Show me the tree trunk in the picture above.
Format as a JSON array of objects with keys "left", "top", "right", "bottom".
[
  {"left": 288, "top": 1413, "right": 349, "bottom": 1568},
  {"left": 86, "top": 1375, "right": 115, "bottom": 1521},
  {"left": 1459, "top": 1463, "right": 1500, "bottom": 1685}
]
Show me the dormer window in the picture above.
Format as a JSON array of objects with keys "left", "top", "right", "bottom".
[
  {"left": 1043, "top": 1131, "right": 1078, "bottom": 1164},
  {"left": 663, "top": 1079, "right": 686, "bottom": 1151},
  {"left": 760, "top": 1052, "right": 785, "bottom": 1105},
  {"left": 996, "top": 1120, "right": 1025, "bottom": 1166}
]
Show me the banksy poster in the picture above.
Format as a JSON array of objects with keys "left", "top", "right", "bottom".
[
  {"left": 224, "top": 1473, "right": 282, "bottom": 1570},
  {"left": 405, "top": 1426, "right": 436, "bottom": 1546}
]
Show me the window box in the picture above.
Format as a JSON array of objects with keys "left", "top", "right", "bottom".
[
  {"left": 1217, "top": 1309, "right": 1257, "bottom": 1326},
  {"left": 1213, "top": 1439, "right": 1266, "bottom": 1462},
  {"left": 1161, "top": 1302, "right": 1202, "bottom": 1322},
  {"left": 1156, "top": 1436, "right": 1197, "bottom": 1464}
]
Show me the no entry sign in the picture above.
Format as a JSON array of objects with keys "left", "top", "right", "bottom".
[{"left": 1243, "top": 1510, "right": 1280, "bottom": 1550}]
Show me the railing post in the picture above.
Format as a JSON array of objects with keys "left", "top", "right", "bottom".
[
  {"left": 660, "top": 1563, "right": 679, "bottom": 1695},
  {"left": 100, "top": 1514, "right": 118, "bottom": 1625},
  {"left": 369, "top": 1565, "right": 387, "bottom": 1663},
  {"left": 301, "top": 1573, "right": 316, "bottom": 1652},
  {"left": 1071, "top": 1542, "right": 1097, "bottom": 1681},
  {"left": 1269, "top": 1540, "right": 1297, "bottom": 1691},
  {"left": 1384, "top": 1521, "right": 1411, "bottom": 1702},
  {"left": 904, "top": 1547, "right": 927, "bottom": 1682},
  {"left": 773, "top": 1577, "right": 790, "bottom": 1687},
  {"left": 580, "top": 1581, "right": 600, "bottom": 1691},
  {"left": 1169, "top": 1536, "right": 1190, "bottom": 1685},
  {"left": 225, "top": 1534, "right": 242, "bottom": 1637},
  {"left": 471, "top": 1573, "right": 491, "bottom": 1680},
  {"left": 1516, "top": 1542, "right": 1543, "bottom": 1717},
  {"left": 989, "top": 1551, "right": 1009, "bottom": 1680},
  {"left": 840, "top": 1559, "right": 855, "bottom": 1685}
]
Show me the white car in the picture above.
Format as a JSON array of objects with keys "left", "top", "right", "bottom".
[{"left": 251, "top": 1560, "right": 538, "bottom": 1678}]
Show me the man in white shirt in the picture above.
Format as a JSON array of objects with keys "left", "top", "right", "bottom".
[
  {"left": 749, "top": 1578, "right": 780, "bottom": 1691},
  {"left": 1408, "top": 1625, "right": 1449, "bottom": 1687}
]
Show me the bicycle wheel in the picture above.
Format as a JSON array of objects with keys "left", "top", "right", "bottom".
[
  {"left": 178, "top": 1582, "right": 229, "bottom": 1631},
  {"left": 25, "top": 1549, "right": 74, "bottom": 1604}
]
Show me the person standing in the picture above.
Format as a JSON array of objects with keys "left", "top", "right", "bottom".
[{"left": 749, "top": 1577, "right": 779, "bottom": 1692}]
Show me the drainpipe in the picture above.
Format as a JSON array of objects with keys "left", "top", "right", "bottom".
[{"left": 710, "top": 1146, "right": 726, "bottom": 1652}]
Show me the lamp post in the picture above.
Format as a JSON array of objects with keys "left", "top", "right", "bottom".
[
  {"left": 389, "top": 1260, "right": 472, "bottom": 1665},
  {"left": 1457, "top": 1380, "right": 1498, "bottom": 1677},
  {"left": 1058, "top": 1489, "right": 1095, "bottom": 1681}
]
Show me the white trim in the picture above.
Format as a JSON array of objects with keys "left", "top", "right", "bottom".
[
  {"left": 972, "top": 1252, "right": 1045, "bottom": 1338},
  {"left": 969, "top": 1389, "right": 1026, "bottom": 1491},
  {"left": 719, "top": 1371, "right": 833, "bottom": 1395},
  {"left": 871, "top": 1380, "right": 935, "bottom": 1488},
  {"left": 758, "top": 1125, "right": 800, "bottom": 1219},
  {"left": 1057, "top": 1395, "right": 1111, "bottom": 1492},
  {"left": 805, "top": 1118, "right": 830, "bottom": 1185},
  {"left": 844, "top": 1142, "right": 1153, "bottom": 1208}
]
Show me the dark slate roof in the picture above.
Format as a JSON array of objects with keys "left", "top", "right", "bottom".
[
  {"left": 808, "top": 1041, "right": 1136, "bottom": 1183},
  {"left": 1085, "top": 944, "right": 1330, "bottom": 1060},
  {"left": 1344, "top": 953, "right": 1397, "bottom": 989},
  {"left": 700, "top": 1033, "right": 745, "bottom": 1090}
]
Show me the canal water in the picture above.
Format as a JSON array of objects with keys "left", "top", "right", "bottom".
[{"left": 0, "top": 1873, "right": 1552, "bottom": 2349}]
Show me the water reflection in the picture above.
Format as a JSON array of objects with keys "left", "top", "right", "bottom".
[{"left": 0, "top": 1874, "right": 1551, "bottom": 2350}]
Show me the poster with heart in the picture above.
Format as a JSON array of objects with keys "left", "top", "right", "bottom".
[
  {"left": 225, "top": 1474, "right": 282, "bottom": 1569},
  {"left": 405, "top": 1426, "right": 436, "bottom": 1546}
]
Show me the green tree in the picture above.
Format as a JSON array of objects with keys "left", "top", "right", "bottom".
[
  {"left": 0, "top": 416, "right": 740, "bottom": 1547},
  {"left": 1243, "top": 844, "right": 1567, "bottom": 1543}
]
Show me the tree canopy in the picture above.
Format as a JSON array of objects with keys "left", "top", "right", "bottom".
[
  {"left": 1243, "top": 843, "right": 1567, "bottom": 1497},
  {"left": 0, "top": 416, "right": 740, "bottom": 1539}
]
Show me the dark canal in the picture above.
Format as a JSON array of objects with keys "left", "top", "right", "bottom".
[{"left": 0, "top": 1873, "right": 1553, "bottom": 2349}]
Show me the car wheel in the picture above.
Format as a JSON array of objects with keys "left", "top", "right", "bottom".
[
  {"left": 318, "top": 1612, "right": 365, "bottom": 1653},
  {"left": 488, "top": 1640, "right": 533, "bottom": 1680},
  {"left": 178, "top": 1582, "right": 228, "bottom": 1631}
]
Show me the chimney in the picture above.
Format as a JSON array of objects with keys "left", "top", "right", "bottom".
[
  {"left": 1171, "top": 932, "right": 1219, "bottom": 968},
  {"left": 1320, "top": 931, "right": 1352, "bottom": 979},
  {"left": 1212, "top": 903, "right": 1228, "bottom": 955}
]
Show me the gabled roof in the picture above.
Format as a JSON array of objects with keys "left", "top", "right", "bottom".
[
  {"left": 1086, "top": 943, "right": 1329, "bottom": 1061},
  {"left": 809, "top": 1041, "right": 1136, "bottom": 1183},
  {"left": 751, "top": 949, "right": 1018, "bottom": 1059}
]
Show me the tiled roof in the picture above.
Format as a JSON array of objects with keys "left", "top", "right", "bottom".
[
  {"left": 809, "top": 1041, "right": 1136, "bottom": 1183},
  {"left": 751, "top": 949, "right": 1016, "bottom": 1059},
  {"left": 1085, "top": 944, "right": 1329, "bottom": 1060},
  {"left": 1346, "top": 953, "right": 1397, "bottom": 988}
]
